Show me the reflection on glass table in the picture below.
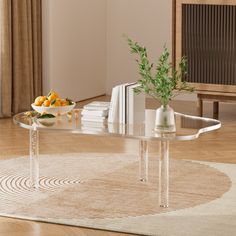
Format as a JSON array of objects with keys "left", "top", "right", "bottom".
[{"left": 13, "top": 109, "right": 221, "bottom": 208}]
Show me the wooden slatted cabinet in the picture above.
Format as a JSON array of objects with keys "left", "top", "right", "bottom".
[{"left": 173, "top": 0, "right": 236, "bottom": 118}]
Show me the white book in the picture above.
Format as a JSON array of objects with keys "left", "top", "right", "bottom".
[
  {"left": 119, "top": 85, "right": 124, "bottom": 124},
  {"left": 83, "top": 106, "right": 109, "bottom": 111},
  {"left": 125, "top": 82, "right": 137, "bottom": 123},
  {"left": 127, "top": 84, "right": 145, "bottom": 125},
  {"left": 119, "top": 123, "right": 126, "bottom": 134},
  {"left": 108, "top": 123, "right": 116, "bottom": 133},
  {"left": 108, "top": 85, "right": 120, "bottom": 123},
  {"left": 83, "top": 101, "right": 110, "bottom": 111},
  {"left": 82, "top": 115, "right": 106, "bottom": 120},
  {"left": 82, "top": 109, "right": 108, "bottom": 117},
  {"left": 81, "top": 117, "right": 106, "bottom": 123},
  {"left": 119, "top": 83, "right": 132, "bottom": 124},
  {"left": 85, "top": 101, "right": 110, "bottom": 107},
  {"left": 127, "top": 84, "right": 134, "bottom": 124},
  {"left": 108, "top": 83, "right": 137, "bottom": 124}
]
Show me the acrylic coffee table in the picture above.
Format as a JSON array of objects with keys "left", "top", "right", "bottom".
[{"left": 13, "top": 109, "right": 221, "bottom": 208}]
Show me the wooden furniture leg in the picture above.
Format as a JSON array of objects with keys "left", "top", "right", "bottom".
[
  {"left": 197, "top": 96, "right": 203, "bottom": 117},
  {"left": 213, "top": 101, "right": 219, "bottom": 119}
]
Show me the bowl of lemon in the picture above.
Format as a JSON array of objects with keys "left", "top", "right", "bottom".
[{"left": 31, "top": 90, "right": 76, "bottom": 115}]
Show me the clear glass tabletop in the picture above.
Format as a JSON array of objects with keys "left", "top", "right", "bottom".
[
  {"left": 13, "top": 109, "right": 221, "bottom": 208},
  {"left": 13, "top": 109, "right": 221, "bottom": 141}
]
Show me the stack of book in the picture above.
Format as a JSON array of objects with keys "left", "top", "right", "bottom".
[
  {"left": 81, "top": 121, "right": 107, "bottom": 132},
  {"left": 81, "top": 101, "right": 110, "bottom": 124}
]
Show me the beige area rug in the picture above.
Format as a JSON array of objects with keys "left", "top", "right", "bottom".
[{"left": 0, "top": 153, "right": 235, "bottom": 236}]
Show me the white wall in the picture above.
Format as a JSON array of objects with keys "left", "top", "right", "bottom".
[
  {"left": 42, "top": 0, "right": 180, "bottom": 101},
  {"left": 106, "top": 0, "right": 172, "bottom": 94},
  {"left": 42, "top": 0, "right": 107, "bottom": 101}
]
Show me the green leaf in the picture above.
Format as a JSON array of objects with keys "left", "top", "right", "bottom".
[
  {"left": 51, "top": 99, "right": 56, "bottom": 105},
  {"left": 38, "top": 114, "right": 55, "bottom": 119},
  {"left": 47, "top": 90, "right": 52, "bottom": 97},
  {"left": 125, "top": 36, "right": 194, "bottom": 104},
  {"left": 66, "top": 98, "right": 74, "bottom": 105}
]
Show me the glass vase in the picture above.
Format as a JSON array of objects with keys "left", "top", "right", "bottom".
[{"left": 155, "top": 105, "right": 176, "bottom": 133}]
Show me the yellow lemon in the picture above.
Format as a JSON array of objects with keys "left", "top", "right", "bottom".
[
  {"left": 34, "top": 96, "right": 44, "bottom": 106},
  {"left": 60, "top": 99, "right": 69, "bottom": 106},
  {"left": 47, "top": 90, "right": 59, "bottom": 101},
  {"left": 50, "top": 99, "right": 61, "bottom": 107},
  {"left": 34, "top": 96, "right": 42, "bottom": 103},
  {"left": 39, "top": 96, "right": 47, "bottom": 104},
  {"left": 42, "top": 99, "right": 50, "bottom": 107}
]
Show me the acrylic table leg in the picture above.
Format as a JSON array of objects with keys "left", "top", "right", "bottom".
[
  {"left": 30, "top": 128, "right": 39, "bottom": 189},
  {"left": 159, "top": 140, "right": 169, "bottom": 208},
  {"left": 139, "top": 140, "right": 148, "bottom": 182}
]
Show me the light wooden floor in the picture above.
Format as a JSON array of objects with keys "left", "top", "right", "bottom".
[{"left": 0, "top": 97, "right": 236, "bottom": 236}]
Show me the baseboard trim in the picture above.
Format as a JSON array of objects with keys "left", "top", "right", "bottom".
[{"left": 75, "top": 94, "right": 107, "bottom": 103}]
